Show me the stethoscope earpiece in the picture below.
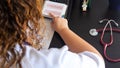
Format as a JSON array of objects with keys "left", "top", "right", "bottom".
[
  {"left": 99, "top": 19, "right": 119, "bottom": 27},
  {"left": 89, "top": 29, "right": 98, "bottom": 36},
  {"left": 99, "top": 19, "right": 109, "bottom": 24},
  {"left": 110, "top": 19, "right": 119, "bottom": 27}
]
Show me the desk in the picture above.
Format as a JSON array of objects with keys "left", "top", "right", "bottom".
[{"left": 50, "top": 0, "right": 120, "bottom": 68}]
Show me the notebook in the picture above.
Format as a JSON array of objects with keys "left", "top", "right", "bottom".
[{"left": 42, "top": 0, "right": 68, "bottom": 18}]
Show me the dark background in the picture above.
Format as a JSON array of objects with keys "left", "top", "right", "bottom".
[{"left": 50, "top": 0, "right": 120, "bottom": 68}]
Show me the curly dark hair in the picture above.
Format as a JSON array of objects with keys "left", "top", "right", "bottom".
[{"left": 0, "top": 0, "right": 44, "bottom": 67}]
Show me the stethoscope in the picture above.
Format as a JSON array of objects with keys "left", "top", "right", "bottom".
[{"left": 89, "top": 19, "right": 120, "bottom": 62}]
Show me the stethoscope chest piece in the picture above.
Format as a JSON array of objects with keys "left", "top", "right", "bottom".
[{"left": 89, "top": 29, "right": 98, "bottom": 36}]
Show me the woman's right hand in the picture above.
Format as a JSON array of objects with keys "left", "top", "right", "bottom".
[{"left": 50, "top": 13, "right": 69, "bottom": 33}]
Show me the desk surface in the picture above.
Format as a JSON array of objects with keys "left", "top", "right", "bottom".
[{"left": 50, "top": 0, "right": 120, "bottom": 68}]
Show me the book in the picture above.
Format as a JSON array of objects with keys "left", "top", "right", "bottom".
[
  {"left": 42, "top": 0, "right": 68, "bottom": 18},
  {"left": 41, "top": 1, "right": 68, "bottom": 49}
]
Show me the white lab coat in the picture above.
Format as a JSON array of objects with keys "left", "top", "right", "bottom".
[{"left": 20, "top": 45, "right": 105, "bottom": 68}]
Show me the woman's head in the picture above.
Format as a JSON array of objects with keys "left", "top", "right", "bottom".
[{"left": 0, "top": 0, "right": 44, "bottom": 67}]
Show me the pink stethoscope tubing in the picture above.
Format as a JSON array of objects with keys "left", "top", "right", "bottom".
[{"left": 90, "top": 19, "right": 120, "bottom": 62}]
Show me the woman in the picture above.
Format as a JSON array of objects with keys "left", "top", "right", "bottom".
[{"left": 0, "top": 0, "right": 105, "bottom": 68}]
